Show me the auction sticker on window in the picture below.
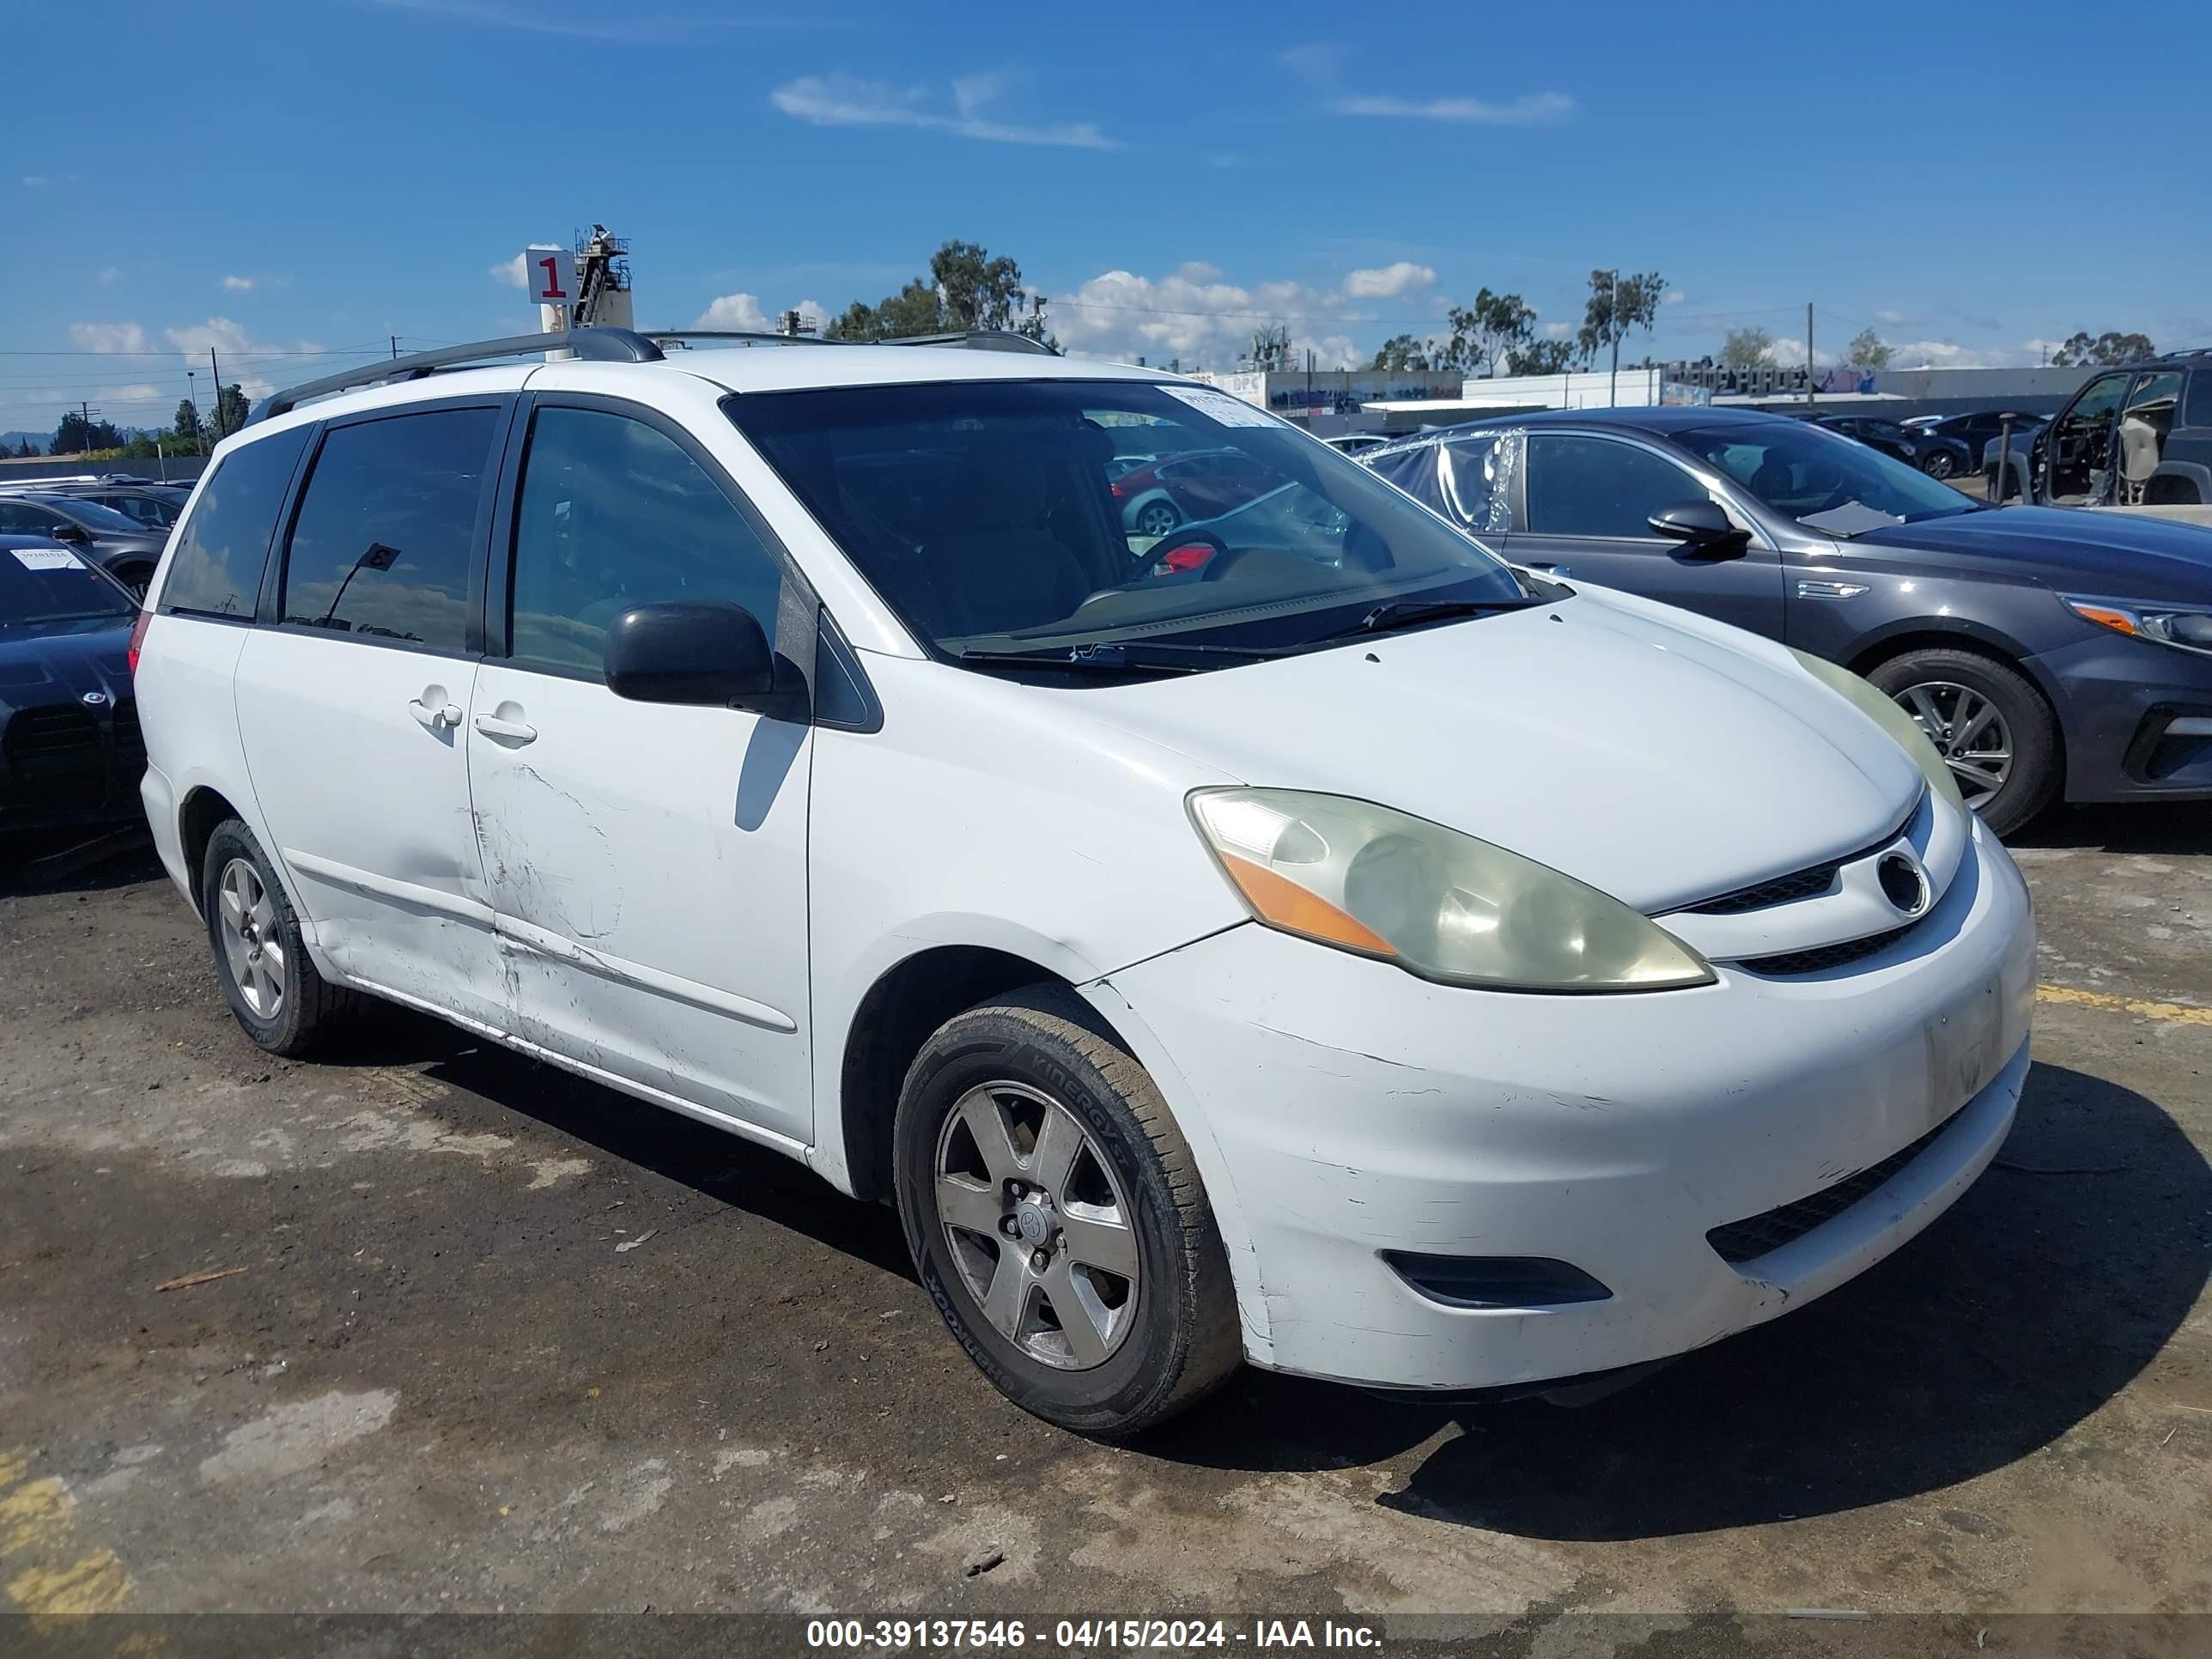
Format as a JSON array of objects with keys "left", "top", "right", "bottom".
[
  {"left": 10, "top": 547, "right": 85, "bottom": 572},
  {"left": 1156, "top": 385, "right": 1285, "bottom": 428}
]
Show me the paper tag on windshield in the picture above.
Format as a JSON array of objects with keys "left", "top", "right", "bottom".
[
  {"left": 1157, "top": 385, "right": 1283, "bottom": 428},
  {"left": 10, "top": 547, "right": 85, "bottom": 572}
]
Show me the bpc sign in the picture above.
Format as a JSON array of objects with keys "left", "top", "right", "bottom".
[{"left": 525, "top": 246, "right": 576, "bottom": 308}]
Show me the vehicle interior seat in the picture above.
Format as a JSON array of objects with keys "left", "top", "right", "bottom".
[
  {"left": 919, "top": 440, "right": 1090, "bottom": 637},
  {"left": 2119, "top": 416, "right": 2162, "bottom": 505}
]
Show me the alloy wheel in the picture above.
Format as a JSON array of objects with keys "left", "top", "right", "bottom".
[
  {"left": 933, "top": 1080, "right": 1141, "bottom": 1370},
  {"left": 1135, "top": 503, "right": 1179, "bottom": 538},
  {"left": 217, "top": 857, "right": 285, "bottom": 1019},
  {"left": 1895, "top": 680, "right": 2013, "bottom": 807}
]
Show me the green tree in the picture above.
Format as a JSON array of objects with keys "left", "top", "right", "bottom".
[
  {"left": 207, "top": 382, "right": 251, "bottom": 439},
  {"left": 2052, "top": 330, "right": 2155, "bottom": 367},
  {"left": 1844, "top": 328, "right": 1893, "bottom": 370},
  {"left": 52, "top": 412, "right": 121, "bottom": 453},
  {"left": 1719, "top": 326, "right": 1775, "bottom": 368},
  {"left": 1577, "top": 269, "right": 1668, "bottom": 372},
  {"left": 1504, "top": 339, "right": 1577, "bottom": 375},
  {"left": 11, "top": 437, "right": 37, "bottom": 458},
  {"left": 823, "top": 240, "right": 1053, "bottom": 345},
  {"left": 1436, "top": 289, "right": 1538, "bottom": 377},
  {"left": 174, "top": 398, "right": 204, "bottom": 449},
  {"left": 1369, "top": 333, "right": 1431, "bottom": 372}
]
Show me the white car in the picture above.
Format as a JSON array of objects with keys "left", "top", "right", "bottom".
[{"left": 131, "top": 327, "right": 2035, "bottom": 1437}]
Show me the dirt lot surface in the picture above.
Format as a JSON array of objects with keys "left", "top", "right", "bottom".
[{"left": 1, "top": 808, "right": 2208, "bottom": 1641}]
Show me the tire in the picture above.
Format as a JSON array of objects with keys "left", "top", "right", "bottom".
[
  {"left": 1865, "top": 648, "right": 2060, "bottom": 838},
  {"left": 893, "top": 985, "right": 1240, "bottom": 1437},
  {"left": 200, "top": 818, "right": 365, "bottom": 1055},
  {"left": 1133, "top": 500, "right": 1182, "bottom": 538},
  {"left": 1921, "top": 450, "right": 1956, "bottom": 480},
  {"left": 112, "top": 562, "right": 155, "bottom": 597}
]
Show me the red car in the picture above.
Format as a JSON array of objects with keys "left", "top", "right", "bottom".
[{"left": 1112, "top": 448, "right": 1285, "bottom": 538}]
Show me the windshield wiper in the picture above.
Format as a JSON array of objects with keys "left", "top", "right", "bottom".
[
  {"left": 1315, "top": 597, "right": 1538, "bottom": 642},
  {"left": 954, "top": 640, "right": 1293, "bottom": 675}
]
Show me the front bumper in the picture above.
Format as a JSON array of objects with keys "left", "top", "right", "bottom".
[
  {"left": 2039, "top": 631, "right": 2212, "bottom": 803},
  {"left": 1107, "top": 817, "right": 2036, "bottom": 1391}
]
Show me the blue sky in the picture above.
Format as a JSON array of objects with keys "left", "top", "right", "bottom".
[{"left": 9, "top": 0, "right": 2211, "bottom": 435}]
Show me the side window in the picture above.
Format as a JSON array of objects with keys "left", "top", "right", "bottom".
[
  {"left": 507, "top": 406, "right": 785, "bottom": 674},
  {"left": 1436, "top": 434, "right": 1509, "bottom": 533},
  {"left": 161, "top": 426, "right": 311, "bottom": 618},
  {"left": 0, "top": 502, "right": 54, "bottom": 534},
  {"left": 2184, "top": 370, "right": 2212, "bottom": 431},
  {"left": 280, "top": 408, "right": 497, "bottom": 652},
  {"left": 1525, "top": 434, "right": 1707, "bottom": 539}
]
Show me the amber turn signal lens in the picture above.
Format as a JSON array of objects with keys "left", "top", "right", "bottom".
[{"left": 1218, "top": 854, "right": 1397, "bottom": 957}]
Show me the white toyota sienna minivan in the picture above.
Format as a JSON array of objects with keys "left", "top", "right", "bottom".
[{"left": 131, "top": 326, "right": 2035, "bottom": 1436}]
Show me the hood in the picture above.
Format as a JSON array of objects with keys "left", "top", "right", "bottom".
[
  {"left": 0, "top": 622, "right": 136, "bottom": 718},
  {"left": 1850, "top": 506, "right": 2212, "bottom": 601},
  {"left": 1059, "top": 589, "right": 1923, "bottom": 913}
]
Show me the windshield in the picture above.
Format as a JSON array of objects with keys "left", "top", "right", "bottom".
[
  {"left": 726, "top": 380, "right": 1525, "bottom": 660},
  {"left": 0, "top": 546, "right": 136, "bottom": 632},
  {"left": 1674, "top": 420, "right": 1980, "bottom": 534},
  {"left": 46, "top": 497, "right": 145, "bottom": 533}
]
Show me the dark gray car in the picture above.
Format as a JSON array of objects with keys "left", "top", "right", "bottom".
[
  {"left": 1364, "top": 407, "right": 2212, "bottom": 834},
  {"left": 0, "top": 493, "right": 168, "bottom": 595}
]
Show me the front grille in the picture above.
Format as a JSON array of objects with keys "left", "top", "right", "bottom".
[
  {"left": 1737, "top": 921, "right": 1917, "bottom": 977},
  {"left": 1686, "top": 860, "right": 1844, "bottom": 915},
  {"left": 3, "top": 706, "right": 104, "bottom": 808},
  {"left": 1706, "top": 1109, "right": 1959, "bottom": 1266}
]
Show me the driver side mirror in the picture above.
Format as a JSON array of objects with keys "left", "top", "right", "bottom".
[
  {"left": 1648, "top": 499, "right": 1752, "bottom": 557},
  {"left": 604, "top": 599, "right": 802, "bottom": 717},
  {"left": 50, "top": 523, "right": 91, "bottom": 544}
]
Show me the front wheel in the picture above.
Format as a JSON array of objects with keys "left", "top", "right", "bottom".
[
  {"left": 1867, "top": 648, "right": 2059, "bottom": 837},
  {"left": 1133, "top": 500, "right": 1182, "bottom": 538},
  {"left": 893, "top": 986, "right": 1240, "bottom": 1437},
  {"left": 1922, "top": 450, "right": 1957, "bottom": 480}
]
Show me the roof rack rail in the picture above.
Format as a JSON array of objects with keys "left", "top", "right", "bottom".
[
  {"left": 247, "top": 326, "right": 665, "bottom": 426},
  {"left": 645, "top": 327, "right": 1058, "bottom": 357}
]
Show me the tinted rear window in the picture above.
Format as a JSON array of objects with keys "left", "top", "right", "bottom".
[
  {"left": 280, "top": 408, "right": 497, "bottom": 653},
  {"left": 161, "top": 428, "right": 310, "bottom": 618},
  {"left": 2186, "top": 370, "right": 2212, "bottom": 431}
]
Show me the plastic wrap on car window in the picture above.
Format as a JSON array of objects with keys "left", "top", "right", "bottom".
[{"left": 1437, "top": 431, "right": 1520, "bottom": 536}]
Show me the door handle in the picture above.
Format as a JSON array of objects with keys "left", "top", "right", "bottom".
[
  {"left": 473, "top": 713, "right": 538, "bottom": 744},
  {"left": 408, "top": 698, "right": 463, "bottom": 730}
]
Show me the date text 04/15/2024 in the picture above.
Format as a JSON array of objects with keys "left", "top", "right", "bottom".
[{"left": 804, "top": 1619, "right": 1383, "bottom": 1650}]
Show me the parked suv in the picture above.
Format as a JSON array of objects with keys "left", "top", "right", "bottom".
[
  {"left": 2014, "top": 350, "right": 2212, "bottom": 506},
  {"left": 135, "top": 328, "right": 2033, "bottom": 1436}
]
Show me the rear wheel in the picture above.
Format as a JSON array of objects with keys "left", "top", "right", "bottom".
[
  {"left": 1866, "top": 648, "right": 2059, "bottom": 837},
  {"left": 893, "top": 986, "right": 1240, "bottom": 1437},
  {"left": 201, "top": 819, "right": 364, "bottom": 1054},
  {"left": 1921, "top": 450, "right": 1957, "bottom": 480}
]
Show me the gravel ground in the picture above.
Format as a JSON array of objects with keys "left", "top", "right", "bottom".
[{"left": 0, "top": 806, "right": 2206, "bottom": 1644}]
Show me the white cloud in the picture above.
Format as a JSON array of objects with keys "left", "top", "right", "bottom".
[
  {"left": 222, "top": 275, "right": 256, "bottom": 292},
  {"left": 1343, "top": 261, "right": 1436, "bottom": 300},
  {"left": 490, "top": 253, "right": 528, "bottom": 288},
  {"left": 1277, "top": 43, "right": 1340, "bottom": 86},
  {"left": 1875, "top": 308, "right": 1906, "bottom": 325},
  {"left": 95, "top": 265, "right": 125, "bottom": 287},
  {"left": 1663, "top": 289, "right": 1686, "bottom": 306},
  {"left": 1881, "top": 338, "right": 2055, "bottom": 370},
  {"left": 165, "top": 318, "right": 323, "bottom": 401},
  {"left": 770, "top": 73, "right": 1116, "bottom": 149},
  {"left": 1541, "top": 320, "right": 1573, "bottom": 339},
  {"left": 1330, "top": 91, "right": 1574, "bottom": 125},
  {"left": 70, "top": 322, "right": 149, "bottom": 354},
  {"left": 21, "top": 174, "right": 47, "bottom": 188},
  {"left": 696, "top": 293, "right": 770, "bottom": 331},
  {"left": 1052, "top": 265, "right": 1372, "bottom": 370}
]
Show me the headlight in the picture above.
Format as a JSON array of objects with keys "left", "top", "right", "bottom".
[
  {"left": 1187, "top": 788, "right": 1714, "bottom": 993},
  {"left": 2062, "top": 594, "right": 2212, "bottom": 659},
  {"left": 1789, "top": 648, "right": 1964, "bottom": 811}
]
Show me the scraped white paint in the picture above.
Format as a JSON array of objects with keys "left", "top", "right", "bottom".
[{"left": 198, "top": 1389, "right": 398, "bottom": 1483}]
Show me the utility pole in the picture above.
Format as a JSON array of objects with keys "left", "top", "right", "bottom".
[
  {"left": 391, "top": 335, "right": 399, "bottom": 361},
  {"left": 76, "top": 402, "right": 101, "bottom": 456},
  {"left": 1607, "top": 270, "right": 1620, "bottom": 407},
  {"left": 186, "top": 368, "right": 199, "bottom": 454},
  {"left": 1806, "top": 302, "right": 1815, "bottom": 405},
  {"left": 209, "top": 348, "right": 226, "bottom": 440}
]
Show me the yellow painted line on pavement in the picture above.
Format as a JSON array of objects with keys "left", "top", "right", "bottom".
[
  {"left": 2039, "top": 983, "right": 2212, "bottom": 1028},
  {"left": 0, "top": 1449, "right": 132, "bottom": 1617}
]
